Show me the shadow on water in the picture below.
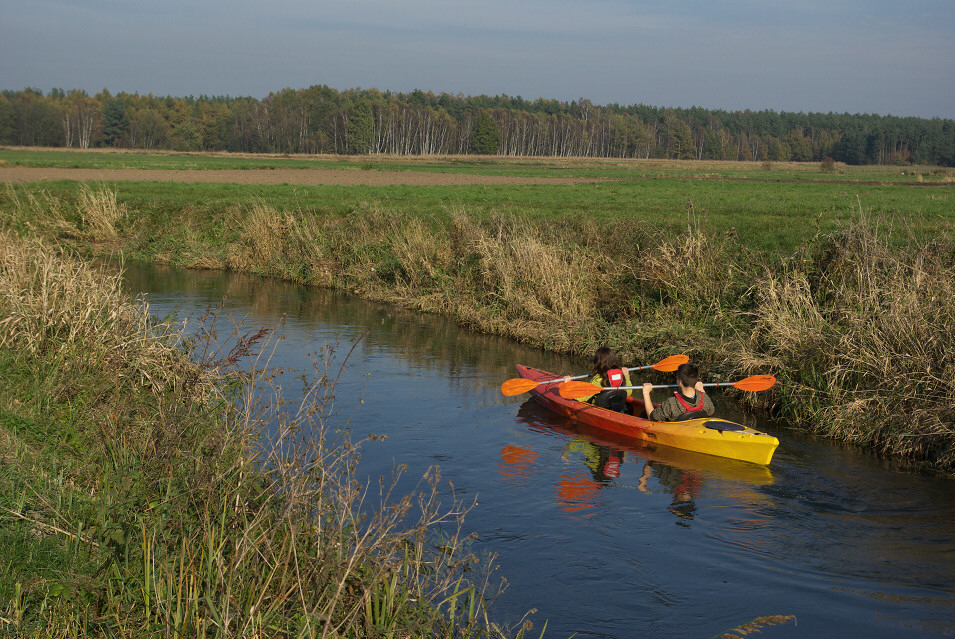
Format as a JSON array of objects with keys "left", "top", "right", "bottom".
[{"left": 119, "top": 261, "right": 955, "bottom": 639}]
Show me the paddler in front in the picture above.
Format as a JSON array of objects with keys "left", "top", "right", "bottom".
[
  {"left": 642, "top": 362, "right": 715, "bottom": 421},
  {"left": 564, "top": 346, "right": 633, "bottom": 414}
]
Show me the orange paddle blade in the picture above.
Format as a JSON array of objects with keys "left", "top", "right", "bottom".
[
  {"left": 731, "top": 375, "right": 777, "bottom": 392},
  {"left": 559, "top": 381, "right": 603, "bottom": 399},
  {"left": 500, "top": 378, "right": 540, "bottom": 396},
  {"left": 501, "top": 377, "right": 562, "bottom": 396},
  {"left": 651, "top": 354, "right": 689, "bottom": 372}
]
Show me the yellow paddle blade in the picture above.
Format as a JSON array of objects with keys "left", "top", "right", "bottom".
[
  {"left": 558, "top": 381, "right": 603, "bottom": 399},
  {"left": 731, "top": 375, "right": 777, "bottom": 392},
  {"left": 651, "top": 354, "right": 689, "bottom": 372}
]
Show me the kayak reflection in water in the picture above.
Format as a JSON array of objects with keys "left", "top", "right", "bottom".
[
  {"left": 557, "top": 438, "right": 625, "bottom": 514},
  {"left": 562, "top": 437, "right": 625, "bottom": 482},
  {"left": 638, "top": 461, "right": 702, "bottom": 520}
]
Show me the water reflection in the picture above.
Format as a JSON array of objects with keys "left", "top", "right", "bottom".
[
  {"left": 637, "top": 458, "right": 700, "bottom": 521},
  {"left": 119, "top": 263, "right": 580, "bottom": 409},
  {"left": 505, "top": 398, "right": 774, "bottom": 523}
]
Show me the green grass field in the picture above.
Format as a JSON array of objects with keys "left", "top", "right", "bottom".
[
  {"left": 2, "top": 148, "right": 952, "bottom": 256},
  {"left": 2, "top": 146, "right": 952, "bottom": 181}
]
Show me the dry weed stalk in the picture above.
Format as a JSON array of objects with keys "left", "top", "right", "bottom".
[{"left": 123, "top": 322, "right": 514, "bottom": 637}]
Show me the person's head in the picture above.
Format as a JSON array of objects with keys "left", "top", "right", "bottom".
[
  {"left": 591, "top": 346, "right": 621, "bottom": 375},
  {"left": 675, "top": 363, "right": 700, "bottom": 390}
]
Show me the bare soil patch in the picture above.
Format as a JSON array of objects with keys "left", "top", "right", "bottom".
[{"left": 0, "top": 166, "right": 603, "bottom": 186}]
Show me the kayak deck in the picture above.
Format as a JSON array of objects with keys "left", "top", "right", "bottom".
[{"left": 516, "top": 364, "right": 779, "bottom": 466}]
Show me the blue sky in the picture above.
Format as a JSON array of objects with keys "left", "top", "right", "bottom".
[{"left": 2, "top": 0, "right": 953, "bottom": 118}]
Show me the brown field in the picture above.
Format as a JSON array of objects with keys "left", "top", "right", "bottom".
[{"left": 0, "top": 165, "right": 600, "bottom": 186}]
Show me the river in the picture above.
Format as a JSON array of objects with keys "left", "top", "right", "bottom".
[{"left": 122, "top": 262, "right": 955, "bottom": 639}]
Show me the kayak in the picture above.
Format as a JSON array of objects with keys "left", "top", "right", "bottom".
[{"left": 515, "top": 364, "right": 779, "bottom": 465}]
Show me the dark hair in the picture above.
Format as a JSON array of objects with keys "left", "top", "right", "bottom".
[
  {"left": 675, "top": 363, "right": 700, "bottom": 388},
  {"left": 591, "top": 346, "right": 622, "bottom": 380}
]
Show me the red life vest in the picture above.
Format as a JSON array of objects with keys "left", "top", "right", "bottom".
[
  {"left": 674, "top": 391, "right": 703, "bottom": 411},
  {"left": 606, "top": 368, "right": 625, "bottom": 387}
]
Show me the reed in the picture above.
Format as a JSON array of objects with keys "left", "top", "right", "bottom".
[
  {"left": 77, "top": 183, "right": 125, "bottom": 242},
  {"left": 0, "top": 231, "right": 534, "bottom": 636},
  {"left": 730, "top": 209, "right": 955, "bottom": 470}
]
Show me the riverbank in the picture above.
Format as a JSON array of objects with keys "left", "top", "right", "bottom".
[
  {"left": 1, "top": 161, "right": 953, "bottom": 475},
  {"left": 0, "top": 231, "right": 530, "bottom": 636}
]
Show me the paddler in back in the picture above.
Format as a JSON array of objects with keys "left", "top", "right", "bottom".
[
  {"left": 564, "top": 346, "right": 632, "bottom": 413},
  {"left": 642, "top": 362, "right": 715, "bottom": 421}
]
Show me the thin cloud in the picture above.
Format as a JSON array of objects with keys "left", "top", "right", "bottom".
[{"left": 1, "top": 0, "right": 952, "bottom": 117}]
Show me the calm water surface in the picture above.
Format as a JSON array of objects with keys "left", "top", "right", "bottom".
[{"left": 123, "top": 263, "right": 955, "bottom": 639}]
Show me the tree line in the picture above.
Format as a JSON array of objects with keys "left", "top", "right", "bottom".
[{"left": 2, "top": 86, "right": 954, "bottom": 166}]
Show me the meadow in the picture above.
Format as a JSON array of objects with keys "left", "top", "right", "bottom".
[{"left": 2, "top": 147, "right": 953, "bottom": 256}]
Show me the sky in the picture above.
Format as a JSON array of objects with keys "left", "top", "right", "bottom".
[{"left": 2, "top": 0, "right": 954, "bottom": 119}]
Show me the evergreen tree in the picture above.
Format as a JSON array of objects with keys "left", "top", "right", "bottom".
[
  {"left": 101, "top": 98, "right": 129, "bottom": 147},
  {"left": 838, "top": 128, "right": 868, "bottom": 165},
  {"left": 0, "top": 95, "right": 14, "bottom": 144},
  {"left": 470, "top": 112, "right": 500, "bottom": 155},
  {"left": 663, "top": 111, "right": 694, "bottom": 159},
  {"left": 346, "top": 101, "right": 373, "bottom": 154}
]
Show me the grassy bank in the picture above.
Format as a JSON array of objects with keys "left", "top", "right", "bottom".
[
  {"left": 1, "top": 153, "right": 953, "bottom": 475},
  {"left": 0, "top": 232, "right": 534, "bottom": 636}
]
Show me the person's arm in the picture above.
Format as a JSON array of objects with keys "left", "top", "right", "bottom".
[
  {"left": 623, "top": 368, "right": 633, "bottom": 397},
  {"left": 697, "top": 384, "right": 716, "bottom": 416},
  {"left": 642, "top": 383, "right": 655, "bottom": 419}
]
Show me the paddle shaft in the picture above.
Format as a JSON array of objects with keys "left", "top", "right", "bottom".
[
  {"left": 500, "top": 355, "right": 688, "bottom": 396},
  {"left": 618, "top": 381, "right": 741, "bottom": 391},
  {"left": 559, "top": 375, "right": 775, "bottom": 399}
]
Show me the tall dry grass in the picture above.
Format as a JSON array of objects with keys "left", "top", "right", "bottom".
[
  {"left": 77, "top": 182, "right": 125, "bottom": 241},
  {"left": 0, "top": 231, "right": 199, "bottom": 401},
  {"left": 0, "top": 230, "right": 533, "bottom": 637},
  {"left": 224, "top": 201, "right": 612, "bottom": 351},
  {"left": 731, "top": 212, "right": 955, "bottom": 470},
  {"left": 3, "top": 183, "right": 125, "bottom": 242},
  {"left": 603, "top": 204, "right": 753, "bottom": 367}
]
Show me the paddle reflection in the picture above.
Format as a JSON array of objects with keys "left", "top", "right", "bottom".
[{"left": 556, "top": 438, "right": 625, "bottom": 516}]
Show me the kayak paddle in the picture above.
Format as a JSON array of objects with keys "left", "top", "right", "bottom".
[
  {"left": 559, "top": 375, "right": 777, "bottom": 400},
  {"left": 500, "top": 354, "right": 689, "bottom": 396},
  {"left": 627, "top": 353, "right": 688, "bottom": 373}
]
